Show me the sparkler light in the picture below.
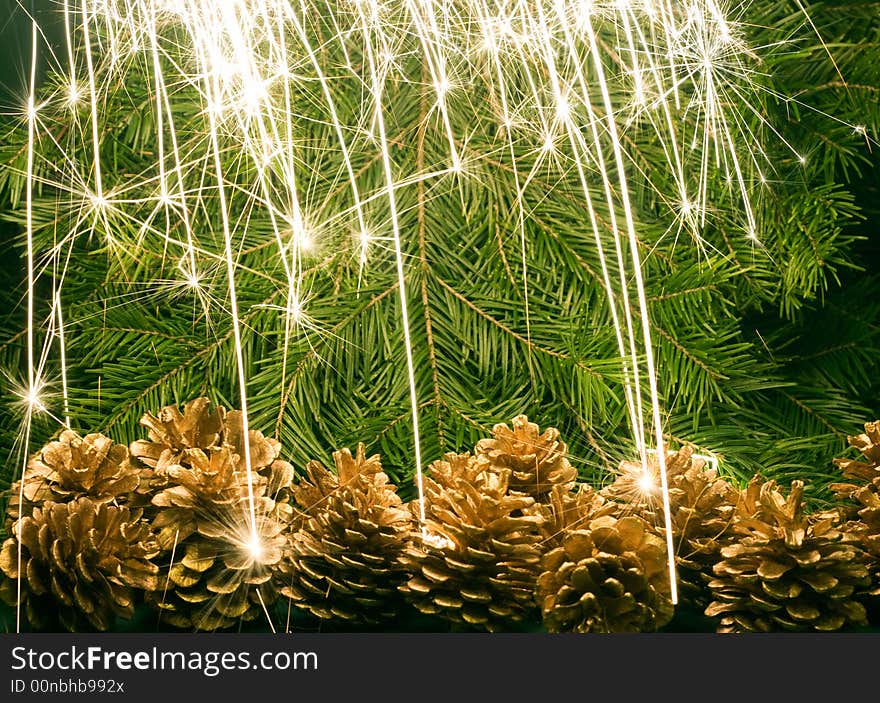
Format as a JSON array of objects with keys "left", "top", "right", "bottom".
[
  {"left": 638, "top": 470, "right": 655, "bottom": 494},
  {"left": 7, "top": 0, "right": 871, "bottom": 631},
  {"left": 246, "top": 533, "right": 265, "bottom": 561},
  {"left": 16, "top": 16, "right": 39, "bottom": 636}
]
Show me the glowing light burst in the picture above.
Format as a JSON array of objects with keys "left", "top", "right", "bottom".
[{"left": 10, "top": 0, "right": 867, "bottom": 629}]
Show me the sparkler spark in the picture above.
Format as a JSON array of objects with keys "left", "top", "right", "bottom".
[
  {"left": 357, "top": 0, "right": 428, "bottom": 528},
  {"left": 16, "top": 17, "right": 40, "bottom": 636},
  {"left": 8, "top": 0, "right": 866, "bottom": 630},
  {"left": 246, "top": 532, "right": 265, "bottom": 561}
]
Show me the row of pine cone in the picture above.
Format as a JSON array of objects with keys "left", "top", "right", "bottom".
[{"left": 2, "top": 398, "right": 880, "bottom": 633}]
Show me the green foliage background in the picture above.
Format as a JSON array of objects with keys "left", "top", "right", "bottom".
[{"left": 0, "top": 0, "right": 878, "bottom": 519}]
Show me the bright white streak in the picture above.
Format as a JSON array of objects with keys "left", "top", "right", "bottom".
[
  {"left": 255, "top": 587, "right": 277, "bottom": 633},
  {"left": 194, "top": 12, "right": 259, "bottom": 543},
  {"left": 282, "top": 2, "right": 369, "bottom": 286},
  {"left": 406, "top": 0, "right": 461, "bottom": 170},
  {"left": 81, "top": 0, "right": 105, "bottom": 205},
  {"left": 548, "top": 0, "right": 647, "bottom": 453},
  {"left": 63, "top": 1, "right": 77, "bottom": 83},
  {"left": 226, "top": 2, "right": 304, "bottom": 409},
  {"left": 55, "top": 292, "right": 71, "bottom": 428},
  {"left": 472, "top": 1, "right": 536, "bottom": 386},
  {"left": 582, "top": 11, "right": 678, "bottom": 603},
  {"left": 145, "top": 0, "right": 200, "bottom": 285},
  {"left": 57, "top": 0, "right": 82, "bottom": 428},
  {"left": 617, "top": 5, "right": 692, "bottom": 238},
  {"left": 17, "top": 19, "right": 39, "bottom": 634},
  {"left": 533, "top": 1, "right": 650, "bottom": 462},
  {"left": 358, "top": 3, "right": 427, "bottom": 527}
]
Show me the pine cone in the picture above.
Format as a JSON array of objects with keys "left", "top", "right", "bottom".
[
  {"left": 0, "top": 498, "right": 159, "bottom": 631},
  {"left": 536, "top": 484, "right": 673, "bottom": 632},
  {"left": 130, "top": 397, "right": 226, "bottom": 471},
  {"left": 601, "top": 446, "right": 738, "bottom": 608},
  {"left": 277, "top": 444, "right": 412, "bottom": 624},
  {"left": 831, "top": 420, "right": 880, "bottom": 517},
  {"left": 706, "top": 479, "right": 870, "bottom": 632},
  {"left": 536, "top": 482, "right": 616, "bottom": 541},
  {"left": 146, "top": 446, "right": 291, "bottom": 630},
  {"left": 836, "top": 487, "right": 880, "bottom": 602},
  {"left": 6, "top": 430, "right": 141, "bottom": 531},
  {"left": 130, "top": 400, "right": 292, "bottom": 513},
  {"left": 600, "top": 446, "right": 698, "bottom": 506},
  {"left": 829, "top": 423, "right": 880, "bottom": 602},
  {"left": 398, "top": 453, "right": 543, "bottom": 631},
  {"left": 475, "top": 415, "right": 576, "bottom": 500}
]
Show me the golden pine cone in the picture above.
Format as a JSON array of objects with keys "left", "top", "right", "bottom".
[
  {"left": 844, "top": 482, "right": 880, "bottom": 541},
  {"left": 601, "top": 446, "right": 738, "bottom": 608},
  {"left": 600, "top": 446, "right": 703, "bottom": 506},
  {"left": 0, "top": 498, "right": 159, "bottom": 631},
  {"left": 828, "top": 421, "right": 880, "bottom": 602},
  {"left": 836, "top": 496, "right": 880, "bottom": 602},
  {"left": 831, "top": 420, "right": 880, "bottom": 517},
  {"left": 130, "top": 397, "right": 226, "bottom": 470},
  {"left": 146, "top": 446, "right": 290, "bottom": 631},
  {"left": 398, "top": 453, "right": 543, "bottom": 631},
  {"left": 839, "top": 478, "right": 880, "bottom": 588},
  {"left": 130, "top": 400, "right": 292, "bottom": 512},
  {"left": 706, "top": 479, "right": 870, "bottom": 632},
  {"left": 536, "top": 488, "right": 673, "bottom": 633},
  {"left": 278, "top": 444, "right": 413, "bottom": 624},
  {"left": 537, "top": 482, "right": 617, "bottom": 542},
  {"left": 475, "top": 415, "right": 576, "bottom": 500},
  {"left": 129, "top": 399, "right": 280, "bottom": 472},
  {"left": 833, "top": 420, "right": 880, "bottom": 484},
  {"left": 6, "top": 430, "right": 141, "bottom": 530}
]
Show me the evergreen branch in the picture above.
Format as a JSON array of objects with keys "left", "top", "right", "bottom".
[{"left": 431, "top": 274, "right": 604, "bottom": 377}]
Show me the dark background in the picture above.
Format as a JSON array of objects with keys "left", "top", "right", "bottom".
[
  {"left": 2, "top": 632, "right": 877, "bottom": 700},
  {"left": 0, "top": 3, "right": 63, "bottom": 105}
]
